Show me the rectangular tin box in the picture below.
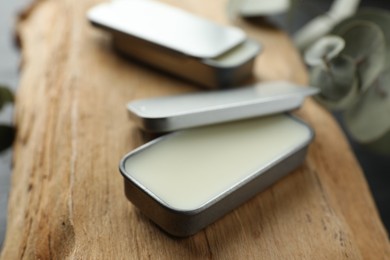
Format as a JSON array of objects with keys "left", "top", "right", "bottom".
[
  {"left": 127, "top": 81, "right": 319, "bottom": 132},
  {"left": 88, "top": 0, "right": 261, "bottom": 88},
  {"left": 119, "top": 115, "right": 314, "bottom": 237}
]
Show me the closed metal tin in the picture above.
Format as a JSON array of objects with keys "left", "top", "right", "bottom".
[
  {"left": 87, "top": 0, "right": 261, "bottom": 88},
  {"left": 119, "top": 115, "right": 314, "bottom": 237}
]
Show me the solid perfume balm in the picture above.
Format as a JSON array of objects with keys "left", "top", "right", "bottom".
[{"left": 120, "top": 114, "right": 313, "bottom": 236}]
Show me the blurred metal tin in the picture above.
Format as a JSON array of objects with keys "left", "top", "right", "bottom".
[
  {"left": 128, "top": 81, "right": 319, "bottom": 132},
  {"left": 119, "top": 115, "right": 314, "bottom": 237},
  {"left": 87, "top": 0, "right": 261, "bottom": 88},
  {"left": 112, "top": 34, "right": 261, "bottom": 88}
]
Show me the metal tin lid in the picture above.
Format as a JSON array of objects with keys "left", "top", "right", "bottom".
[
  {"left": 128, "top": 81, "right": 319, "bottom": 132},
  {"left": 87, "top": 0, "right": 246, "bottom": 58}
]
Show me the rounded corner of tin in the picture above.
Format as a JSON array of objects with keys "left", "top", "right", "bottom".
[
  {"left": 246, "top": 38, "right": 262, "bottom": 55},
  {"left": 127, "top": 108, "right": 169, "bottom": 133},
  {"left": 287, "top": 114, "right": 316, "bottom": 147},
  {"left": 204, "top": 39, "right": 261, "bottom": 70},
  {"left": 118, "top": 151, "right": 133, "bottom": 180}
]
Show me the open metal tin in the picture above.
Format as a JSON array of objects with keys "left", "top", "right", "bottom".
[
  {"left": 87, "top": 0, "right": 261, "bottom": 88},
  {"left": 119, "top": 114, "right": 314, "bottom": 237}
]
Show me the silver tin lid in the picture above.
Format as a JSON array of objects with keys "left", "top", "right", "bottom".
[
  {"left": 87, "top": 0, "right": 246, "bottom": 59},
  {"left": 128, "top": 81, "right": 319, "bottom": 132}
]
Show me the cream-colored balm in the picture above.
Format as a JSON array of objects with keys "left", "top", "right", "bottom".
[{"left": 124, "top": 114, "right": 312, "bottom": 211}]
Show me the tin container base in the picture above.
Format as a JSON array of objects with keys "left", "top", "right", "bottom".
[
  {"left": 112, "top": 32, "right": 260, "bottom": 88},
  {"left": 88, "top": 0, "right": 261, "bottom": 88},
  {"left": 120, "top": 115, "right": 314, "bottom": 237},
  {"left": 123, "top": 145, "right": 308, "bottom": 237}
]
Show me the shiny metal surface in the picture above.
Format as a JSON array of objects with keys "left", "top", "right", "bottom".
[
  {"left": 112, "top": 32, "right": 260, "bottom": 88},
  {"left": 128, "top": 81, "right": 319, "bottom": 132},
  {"left": 88, "top": 0, "right": 246, "bottom": 58},
  {"left": 119, "top": 115, "right": 314, "bottom": 237}
]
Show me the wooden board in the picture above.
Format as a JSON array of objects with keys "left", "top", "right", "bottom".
[{"left": 1, "top": 0, "right": 389, "bottom": 259}]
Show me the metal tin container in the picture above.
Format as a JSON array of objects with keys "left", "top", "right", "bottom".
[
  {"left": 119, "top": 114, "right": 314, "bottom": 236},
  {"left": 87, "top": 0, "right": 261, "bottom": 88},
  {"left": 128, "top": 81, "right": 319, "bottom": 132}
]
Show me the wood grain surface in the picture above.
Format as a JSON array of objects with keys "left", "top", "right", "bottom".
[{"left": 1, "top": 0, "right": 389, "bottom": 259}]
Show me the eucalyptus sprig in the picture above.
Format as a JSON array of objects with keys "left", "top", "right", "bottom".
[
  {"left": 0, "top": 84, "right": 15, "bottom": 152},
  {"left": 305, "top": 8, "right": 390, "bottom": 155},
  {"left": 0, "top": 85, "right": 13, "bottom": 110}
]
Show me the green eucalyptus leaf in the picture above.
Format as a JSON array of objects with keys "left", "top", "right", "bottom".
[
  {"left": 364, "top": 130, "right": 390, "bottom": 155},
  {"left": 0, "top": 125, "right": 15, "bottom": 152},
  {"left": 311, "top": 55, "right": 359, "bottom": 110},
  {"left": 332, "top": 20, "right": 387, "bottom": 91},
  {"left": 293, "top": 0, "right": 359, "bottom": 50},
  {"left": 304, "top": 35, "right": 345, "bottom": 67},
  {"left": 294, "top": 14, "right": 335, "bottom": 51},
  {"left": 343, "top": 72, "right": 390, "bottom": 144},
  {"left": 334, "top": 8, "right": 390, "bottom": 54},
  {"left": 0, "top": 85, "right": 14, "bottom": 110}
]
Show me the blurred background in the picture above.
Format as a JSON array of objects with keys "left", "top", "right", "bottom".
[
  {"left": 0, "top": 0, "right": 31, "bottom": 248},
  {"left": 1, "top": 0, "right": 389, "bottom": 248}
]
